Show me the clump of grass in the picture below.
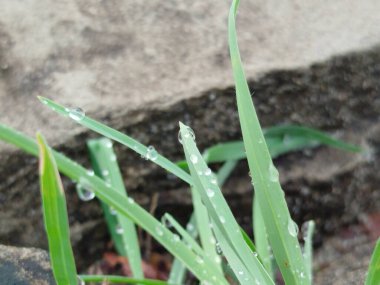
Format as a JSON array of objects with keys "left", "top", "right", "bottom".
[{"left": 0, "top": 0, "right": 378, "bottom": 284}]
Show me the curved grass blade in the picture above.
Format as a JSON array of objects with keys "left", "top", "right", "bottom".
[
  {"left": 79, "top": 275, "right": 172, "bottom": 285},
  {"left": 228, "top": 0, "right": 309, "bottom": 283},
  {"left": 180, "top": 122, "right": 274, "bottom": 285},
  {"left": 0, "top": 124, "right": 228, "bottom": 285},
  {"left": 365, "top": 238, "right": 380, "bottom": 285},
  {"left": 303, "top": 220, "right": 315, "bottom": 283},
  {"left": 37, "top": 133, "right": 77, "bottom": 285},
  {"left": 176, "top": 124, "right": 359, "bottom": 172},
  {"left": 37, "top": 96, "right": 192, "bottom": 185},
  {"left": 87, "top": 138, "right": 143, "bottom": 279},
  {"left": 264, "top": 125, "right": 361, "bottom": 153}
]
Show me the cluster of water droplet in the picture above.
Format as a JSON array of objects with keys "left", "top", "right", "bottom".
[{"left": 287, "top": 219, "right": 299, "bottom": 238}]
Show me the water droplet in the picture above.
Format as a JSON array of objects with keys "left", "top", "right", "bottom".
[
  {"left": 68, "top": 107, "right": 85, "bottom": 121},
  {"left": 110, "top": 154, "right": 117, "bottom": 161},
  {"left": 178, "top": 126, "right": 195, "bottom": 144},
  {"left": 253, "top": 252, "right": 258, "bottom": 257},
  {"left": 258, "top": 138, "right": 263, "bottom": 144},
  {"left": 196, "top": 255, "right": 204, "bottom": 264},
  {"left": 127, "top": 197, "right": 135, "bottom": 204},
  {"left": 76, "top": 179, "right": 95, "bottom": 201},
  {"left": 204, "top": 168, "right": 212, "bottom": 176},
  {"left": 155, "top": 225, "right": 164, "bottom": 236},
  {"left": 77, "top": 276, "right": 85, "bottom": 285},
  {"left": 116, "top": 224, "right": 124, "bottom": 234},
  {"left": 215, "top": 243, "right": 222, "bottom": 255},
  {"left": 162, "top": 216, "right": 172, "bottom": 228},
  {"left": 190, "top": 154, "right": 198, "bottom": 164},
  {"left": 268, "top": 162, "right": 279, "bottom": 182},
  {"left": 102, "top": 169, "right": 109, "bottom": 176},
  {"left": 288, "top": 219, "right": 299, "bottom": 237},
  {"left": 238, "top": 270, "right": 244, "bottom": 275},
  {"left": 105, "top": 140, "right": 113, "bottom": 148},
  {"left": 109, "top": 206, "right": 117, "bottom": 215},
  {"left": 255, "top": 278, "right": 261, "bottom": 285},
  {"left": 206, "top": 188, "right": 215, "bottom": 198},
  {"left": 145, "top": 146, "right": 158, "bottom": 161},
  {"left": 214, "top": 256, "right": 221, "bottom": 264},
  {"left": 210, "top": 178, "right": 217, "bottom": 185},
  {"left": 172, "top": 234, "right": 180, "bottom": 243},
  {"left": 300, "top": 271, "right": 305, "bottom": 278},
  {"left": 219, "top": 216, "right": 226, "bottom": 224},
  {"left": 86, "top": 169, "right": 94, "bottom": 176},
  {"left": 186, "top": 223, "right": 194, "bottom": 232}
]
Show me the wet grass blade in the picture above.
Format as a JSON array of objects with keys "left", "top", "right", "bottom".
[
  {"left": 303, "top": 221, "right": 315, "bottom": 283},
  {"left": 229, "top": 0, "right": 309, "bottom": 284},
  {"left": 37, "top": 133, "right": 77, "bottom": 285},
  {"left": 168, "top": 160, "right": 236, "bottom": 283},
  {"left": 0, "top": 124, "right": 228, "bottom": 285},
  {"left": 87, "top": 138, "right": 143, "bottom": 279},
  {"left": 365, "top": 238, "right": 380, "bottom": 285},
  {"left": 79, "top": 275, "right": 172, "bottom": 285},
  {"left": 179, "top": 122, "right": 273, "bottom": 285},
  {"left": 254, "top": 198, "right": 274, "bottom": 278},
  {"left": 37, "top": 96, "right": 192, "bottom": 185},
  {"left": 168, "top": 214, "right": 197, "bottom": 285},
  {"left": 162, "top": 213, "right": 204, "bottom": 257}
]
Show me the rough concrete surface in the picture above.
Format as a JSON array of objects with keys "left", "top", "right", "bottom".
[
  {"left": 0, "top": 244, "right": 54, "bottom": 285},
  {"left": 0, "top": 0, "right": 380, "bottom": 277},
  {"left": 1, "top": 0, "right": 380, "bottom": 147}
]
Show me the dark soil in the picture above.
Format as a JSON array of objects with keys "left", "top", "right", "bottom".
[{"left": 0, "top": 46, "right": 379, "bottom": 277}]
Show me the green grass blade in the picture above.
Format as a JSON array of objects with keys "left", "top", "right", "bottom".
[
  {"left": 0, "top": 124, "right": 228, "bottom": 285},
  {"left": 79, "top": 275, "right": 172, "bottom": 285},
  {"left": 168, "top": 160, "right": 236, "bottom": 284},
  {"left": 264, "top": 125, "right": 361, "bottom": 153},
  {"left": 36, "top": 133, "right": 77, "bottom": 285},
  {"left": 228, "top": 0, "right": 309, "bottom": 284},
  {"left": 162, "top": 213, "right": 204, "bottom": 257},
  {"left": 365, "top": 238, "right": 380, "bottom": 285},
  {"left": 216, "top": 160, "right": 238, "bottom": 185},
  {"left": 303, "top": 221, "right": 315, "bottom": 283},
  {"left": 176, "top": 124, "right": 360, "bottom": 172},
  {"left": 190, "top": 185, "right": 222, "bottom": 272},
  {"left": 179, "top": 122, "right": 273, "bottom": 285},
  {"left": 87, "top": 138, "right": 143, "bottom": 279},
  {"left": 37, "top": 96, "right": 192, "bottom": 185},
  {"left": 254, "top": 198, "right": 274, "bottom": 279},
  {"left": 168, "top": 214, "right": 198, "bottom": 285}
]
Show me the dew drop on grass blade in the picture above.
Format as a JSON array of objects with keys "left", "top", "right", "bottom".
[
  {"left": 179, "top": 122, "right": 274, "bottom": 285},
  {"left": 87, "top": 138, "right": 143, "bottom": 279},
  {"left": 0, "top": 125, "right": 228, "bottom": 285},
  {"left": 37, "top": 133, "right": 77, "bottom": 285},
  {"left": 228, "top": 0, "right": 309, "bottom": 283}
]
